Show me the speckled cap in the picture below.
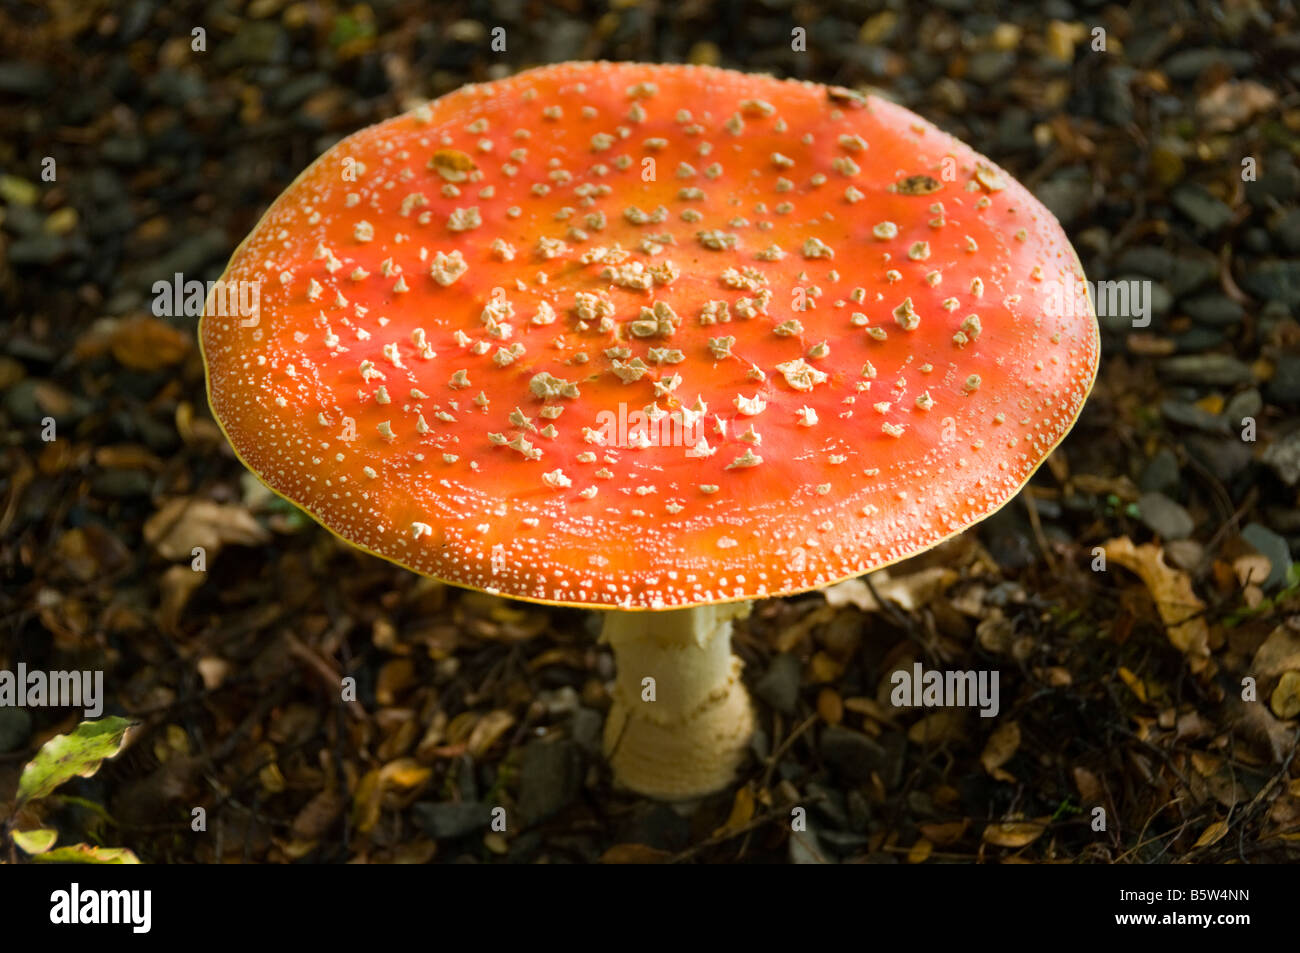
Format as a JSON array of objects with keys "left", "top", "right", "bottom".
[{"left": 200, "top": 61, "right": 1099, "bottom": 610}]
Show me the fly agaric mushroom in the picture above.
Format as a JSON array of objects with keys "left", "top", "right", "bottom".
[{"left": 200, "top": 62, "right": 1098, "bottom": 801}]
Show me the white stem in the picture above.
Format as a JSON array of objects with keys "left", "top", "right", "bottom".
[{"left": 601, "top": 601, "right": 755, "bottom": 800}]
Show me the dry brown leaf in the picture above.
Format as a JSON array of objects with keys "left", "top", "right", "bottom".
[
  {"left": 712, "top": 784, "right": 756, "bottom": 838},
  {"left": 143, "top": 498, "right": 270, "bottom": 561},
  {"left": 110, "top": 315, "right": 191, "bottom": 370},
  {"left": 1117, "top": 666, "right": 1148, "bottom": 703},
  {"left": 1192, "top": 819, "right": 1230, "bottom": 849},
  {"left": 982, "top": 819, "right": 1048, "bottom": 848},
  {"left": 1270, "top": 671, "right": 1300, "bottom": 720},
  {"left": 823, "top": 567, "right": 958, "bottom": 613},
  {"left": 157, "top": 564, "right": 206, "bottom": 632},
  {"left": 291, "top": 789, "right": 346, "bottom": 840},
  {"left": 600, "top": 843, "right": 672, "bottom": 864},
  {"left": 1103, "top": 537, "right": 1210, "bottom": 659},
  {"left": 817, "top": 688, "right": 844, "bottom": 725},
  {"left": 907, "top": 709, "right": 967, "bottom": 745},
  {"left": 907, "top": 838, "right": 933, "bottom": 863},
  {"left": 466, "top": 709, "right": 515, "bottom": 757},
  {"left": 980, "top": 720, "right": 1021, "bottom": 782},
  {"left": 1252, "top": 622, "right": 1300, "bottom": 683},
  {"left": 918, "top": 819, "right": 969, "bottom": 845},
  {"left": 380, "top": 758, "right": 432, "bottom": 790}
]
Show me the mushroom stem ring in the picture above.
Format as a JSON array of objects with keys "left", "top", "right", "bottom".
[{"left": 601, "top": 602, "right": 754, "bottom": 799}]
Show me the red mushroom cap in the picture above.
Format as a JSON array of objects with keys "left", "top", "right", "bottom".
[{"left": 200, "top": 62, "right": 1099, "bottom": 610}]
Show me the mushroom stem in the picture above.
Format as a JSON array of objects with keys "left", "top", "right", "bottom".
[{"left": 601, "top": 601, "right": 755, "bottom": 799}]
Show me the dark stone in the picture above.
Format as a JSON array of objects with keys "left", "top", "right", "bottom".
[
  {"left": 1183, "top": 294, "right": 1244, "bottom": 327},
  {"left": 1272, "top": 207, "right": 1300, "bottom": 254},
  {"left": 1267, "top": 353, "right": 1300, "bottom": 407},
  {"left": 411, "top": 800, "right": 492, "bottom": 840},
  {"left": 91, "top": 469, "right": 153, "bottom": 499},
  {"left": 614, "top": 802, "right": 691, "bottom": 852},
  {"left": 7, "top": 235, "right": 68, "bottom": 266},
  {"left": 1115, "top": 246, "right": 1175, "bottom": 278},
  {"left": 754, "top": 652, "right": 802, "bottom": 715},
  {"left": 1242, "top": 260, "right": 1300, "bottom": 307},
  {"left": 820, "top": 725, "right": 884, "bottom": 783},
  {"left": 0, "top": 61, "right": 52, "bottom": 96},
  {"left": 569, "top": 706, "right": 603, "bottom": 754},
  {"left": 1138, "top": 491, "right": 1195, "bottom": 540},
  {"left": 1241, "top": 523, "right": 1292, "bottom": 589},
  {"left": 1171, "top": 183, "right": 1233, "bottom": 231},
  {"left": 1262, "top": 430, "right": 1300, "bottom": 486},
  {"left": 1158, "top": 354, "right": 1253, "bottom": 387},
  {"left": 1175, "top": 327, "right": 1227, "bottom": 353},
  {"left": 1184, "top": 435, "right": 1253, "bottom": 483},
  {"left": 1140, "top": 448, "right": 1180, "bottom": 496},
  {"left": 1033, "top": 174, "right": 1093, "bottom": 228},
  {"left": 1162, "top": 48, "right": 1253, "bottom": 81},
  {"left": 1159, "top": 399, "right": 1230, "bottom": 435},
  {"left": 0, "top": 706, "right": 32, "bottom": 753},
  {"left": 517, "top": 738, "right": 583, "bottom": 827}
]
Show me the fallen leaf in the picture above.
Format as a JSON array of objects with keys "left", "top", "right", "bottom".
[
  {"left": 713, "top": 784, "right": 756, "bottom": 838},
  {"left": 600, "top": 843, "right": 672, "bottom": 863},
  {"left": 1192, "top": 819, "right": 1230, "bottom": 849},
  {"left": 1196, "top": 79, "right": 1278, "bottom": 132},
  {"left": 30, "top": 844, "right": 140, "bottom": 864},
  {"left": 17, "top": 717, "right": 136, "bottom": 808},
  {"left": 1252, "top": 621, "right": 1300, "bottom": 683},
  {"left": 1103, "top": 537, "right": 1210, "bottom": 659},
  {"left": 823, "top": 567, "right": 958, "bottom": 612},
  {"left": 1270, "top": 671, "right": 1300, "bottom": 720},
  {"left": 907, "top": 838, "right": 933, "bottom": 863},
  {"left": 980, "top": 720, "right": 1021, "bottom": 782},
  {"left": 919, "top": 819, "right": 969, "bottom": 845},
  {"left": 109, "top": 315, "right": 191, "bottom": 370},
  {"left": 466, "top": 709, "right": 515, "bottom": 757},
  {"left": 1117, "top": 666, "right": 1149, "bottom": 703},
  {"left": 143, "top": 498, "right": 270, "bottom": 561},
  {"left": 982, "top": 819, "right": 1048, "bottom": 848},
  {"left": 908, "top": 709, "right": 967, "bottom": 745},
  {"left": 12, "top": 828, "right": 58, "bottom": 854}
]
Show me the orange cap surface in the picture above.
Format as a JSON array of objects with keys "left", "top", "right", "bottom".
[{"left": 201, "top": 62, "right": 1099, "bottom": 610}]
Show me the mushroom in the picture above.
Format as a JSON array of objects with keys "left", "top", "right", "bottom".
[{"left": 200, "top": 62, "right": 1099, "bottom": 800}]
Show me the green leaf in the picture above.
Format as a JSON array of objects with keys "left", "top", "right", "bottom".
[
  {"left": 30, "top": 844, "right": 140, "bottom": 864},
  {"left": 16, "top": 717, "right": 135, "bottom": 807},
  {"left": 12, "top": 827, "right": 58, "bottom": 854}
]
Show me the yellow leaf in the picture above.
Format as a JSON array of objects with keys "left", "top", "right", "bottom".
[
  {"left": 713, "top": 784, "right": 756, "bottom": 837},
  {"left": 110, "top": 315, "right": 190, "bottom": 370},
  {"left": 1103, "top": 537, "right": 1209, "bottom": 658},
  {"left": 980, "top": 720, "right": 1021, "bottom": 782},
  {"left": 1193, "top": 820, "right": 1229, "bottom": 849},
  {"left": 908, "top": 709, "right": 967, "bottom": 745},
  {"left": 466, "top": 709, "right": 515, "bottom": 757},
  {"left": 380, "top": 758, "right": 432, "bottom": 790},
  {"left": 1117, "top": 666, "right": 1148, "bottom": 703},
  {"left": 1270, "top": 671, "right": 1300, "bottom": 720},
  {"left": 907, "top": 838, "right": 933, "bottom": 863},
  {"left": 600, "top": 843, "right": 672, "bottom": 863},
  {"left": 982, "top": 819, "right": 1048, "bottom": 848}
]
